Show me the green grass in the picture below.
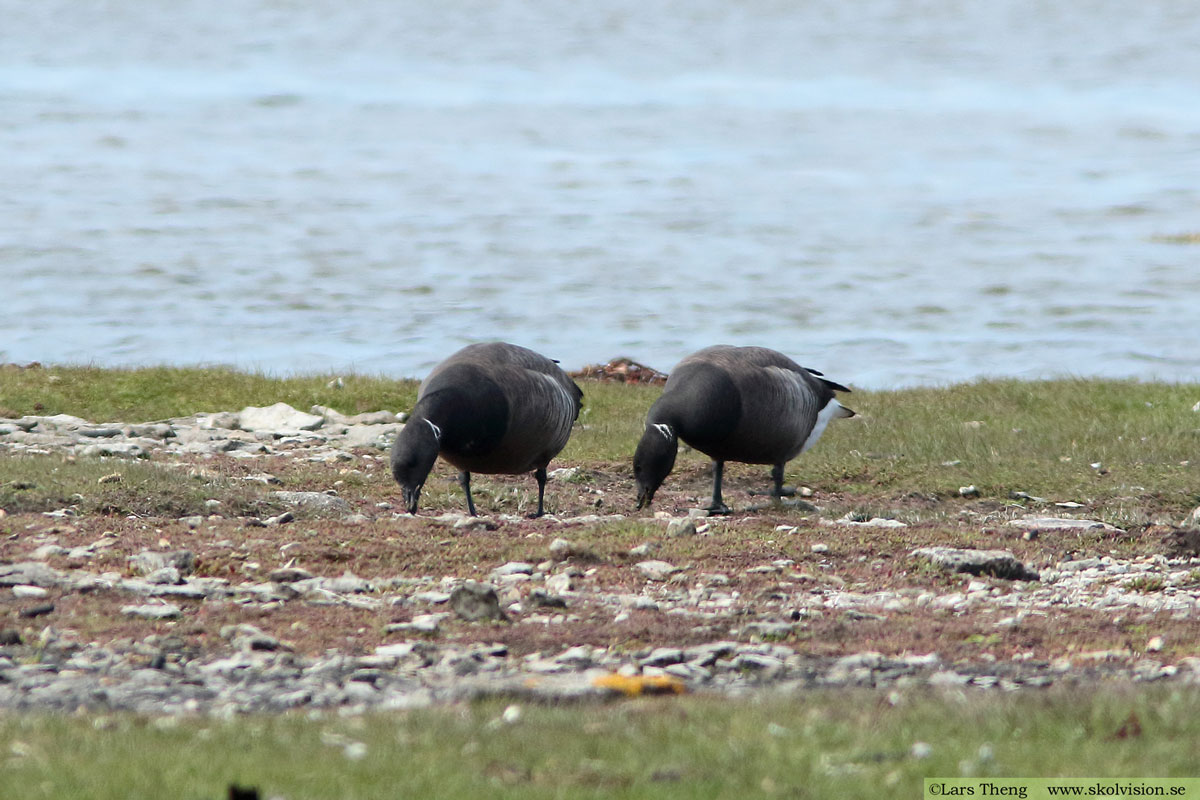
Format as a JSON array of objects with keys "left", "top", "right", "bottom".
[
  {"left": 0, "top": 365, "right": 419, "bottom": 422},
  {"left": 567, "top": 381, "right": 663, "bottom": 462},
  {"left": 794, "top": 379, "right": 1200, "bottom": 517},
  {"left": 2, "top": 367, "right": 1198, "bottom": 517},
  {"left": 2, "top": 689, "right": 1198, "bottom": 799},
  {"left": 0, "top": 457, "right": 269, "bottom": 517}
]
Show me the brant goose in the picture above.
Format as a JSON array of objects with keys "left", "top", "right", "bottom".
[
  {"left": 391, "top": 342, "right": 583, "bottom": 517},
  {"left": 633, "top": 345, "right": 854, "bottom": 513}
]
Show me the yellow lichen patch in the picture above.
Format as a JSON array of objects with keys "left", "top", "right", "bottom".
[{"left": 591, "top": 673, "right": 687, "bottom": 697}]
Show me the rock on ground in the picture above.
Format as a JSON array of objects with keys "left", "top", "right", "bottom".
[{"left": 911, "top": 547, "right": 1040, "bottom": 581}]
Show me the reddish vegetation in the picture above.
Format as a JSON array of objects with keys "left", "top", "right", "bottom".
[{"left": 1, "top": 451, "right": 1196, "bottom": 670}]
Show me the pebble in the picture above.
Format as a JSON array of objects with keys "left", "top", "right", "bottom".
[
  {"left": 666, "top": 518, "right": 697, "bottom": 538},
  {"left": 911, "top": 547, "right": 1039, "bottom": 581},
  {"left": 641, "top": 648, "right": 685, "bottom": 667},
  {"left": 145, "top": 567, "right": 183, "bottom": 585},
  {"left": 272, "top": 491, "right": 353, "bottom": 518},
  {"left": 0, "top": 562, "right": 65, "bottom": 588},
  {"left": 388, "top": 614, "right": 447, "bottom": 635},
  {"left": 824, "top": 515, "right": 908, "bottom": 528},
  {"left": 636, "top": 560, "right": 680, "bottom": 581},
  {"left": 449, "top": 582, "right": 507, "bottom": 622},
  {"left": 545, "top": 572, "right": 574, "bottom": 594},
  {"left": 130, "top": 550, "right": 196, "bottom": 576},
  {"left": 121, "top": 604, "right": 183, "bottom": 620},
  {"left": 1005, "top": 516, "right": 1124, "bottom": 533},
  {"left": 528, "top": 589, "right": 567, "bottom": 609},
  {"left": 222, "top": 624, "right": 287, "bottom": 652},
  {"left": 18, "top": 602, "right": 55, "bottom": 619},
  {"left": 322, "top": 573, "right": 370, "bottom": 594},
  {"left": 453, "top": 516, "right": 496, "bottom": 530},
  {"left": 491, "top": 562, "right": 534, "bottom": 578},
  {"left": 238, "top": 403, "right": 325, "bottom": 433},
  {"left": 743, "top": 621, "right": 794, "bottom": 640},
  {"left": 268, "top": 567, "right": 315, "bottom": 583}
]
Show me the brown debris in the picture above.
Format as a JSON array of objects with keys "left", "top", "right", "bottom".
[
  {"left": 570, "top": 357, "right": 668, "bottom": 385},
  {"left": 1109, "top": 710, "right": 1143, "bottom": 740}
]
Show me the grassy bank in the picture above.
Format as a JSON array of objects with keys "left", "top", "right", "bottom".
[
  {"left": 4, "top": 689, "right": 1200, "bottom": 799},
  {"left": 2, "top": 365, "right": 1197, "bottom": 519}
]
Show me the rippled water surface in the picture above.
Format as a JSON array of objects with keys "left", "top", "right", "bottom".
[{"left": 3, "top": 1, "right": 1199, "bottom": 386}]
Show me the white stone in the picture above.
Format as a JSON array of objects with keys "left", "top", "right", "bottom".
[
  {"left": 407, "top": 613, "right": 447, "bottom": 633},
  {"left": 374, "top": 642, "right": 419, "bottom": 659},
  {"left": 666, "top": 518, "right": 697, "bottom": 538},
  {"left": 545, "top": 572, "right": 574, "bottom": 594},
  {"left": 636, "top": 560, "right": 680, "bottom": 581},
  {"left": 238, "top": 403, "right": 325, "bottom": 432},
  {"left": 121, "top": 603, "right": 182, "bottom": 619},
  {"left": 1005, "top": 516, "right": 1123, "bottom": 533},
  {"left": 491, "top": 562, "right": 534, "bottom": 577},
  {"left": 79, "top": 442, "right": 147, "bottom": 458},
  {"left": 340, "top": 424, "right": 403, "bottom": 449},
  {"left": 272, "top": 491, "right": 353, "bottom": 517},
  {"left": 825, "top": 515, "right": 908, "bottom": 528},
  {"left": 912, "top": 547, "right": 1038, "bottom": 581}
]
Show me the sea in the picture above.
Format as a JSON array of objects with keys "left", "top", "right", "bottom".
[{"left": 3, "top": 0, "right": 1199, "bottom": 388}]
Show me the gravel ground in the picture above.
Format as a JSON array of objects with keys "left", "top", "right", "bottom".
[{"left": 3, "top": 406, "right": 1200, "bottom": 714}]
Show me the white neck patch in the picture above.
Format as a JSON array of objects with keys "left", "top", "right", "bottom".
[
  {"left": 651, "top": 423, "right": 673, "bottom": 441},
  {"left": 424, "top": 419, "right": 443, "bottom": 441},
  {"left": 800, "top": 399, "right": 842, "bottom": 453}
]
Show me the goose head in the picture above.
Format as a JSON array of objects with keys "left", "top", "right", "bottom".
[
  {"left": 633, "top": 422, "right": 678, "bottom": 510},
  {"left": 390, "top": 417, "right": 442, "bottom": 514}
]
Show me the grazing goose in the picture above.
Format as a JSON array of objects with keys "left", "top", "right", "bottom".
[
  {"left": 391, "top": 342, "right": 583, "bottom": 517},
  {"left": 633, "top": 345, "right": 854, "bottom": 513}
]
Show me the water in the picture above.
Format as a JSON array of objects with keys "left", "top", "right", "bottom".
[{"left": 2, "top": 0, "right": 1199, "bottom": 387}]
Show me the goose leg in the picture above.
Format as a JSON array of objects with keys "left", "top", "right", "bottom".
[
  {"left": 458, "top": 470, "right": 477, "bottom": 516},
  {"left": 770, "top": 463, "right": 796, "bottom": 499},
  {"left": 532, "top": 466, "right": 548, "bottom": 518},
  {"left": 707, "top": 460, "right": 732, "bottom": 515}
]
